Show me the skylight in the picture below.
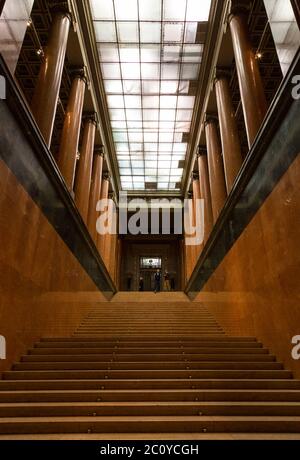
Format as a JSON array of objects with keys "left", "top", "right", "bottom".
[{"left": 90, "top": 0, "right": 211, "bottom": 191}]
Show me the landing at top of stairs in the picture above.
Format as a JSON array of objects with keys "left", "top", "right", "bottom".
[{"left": 111, "top": 292, "right": 190, "bottom": 302}]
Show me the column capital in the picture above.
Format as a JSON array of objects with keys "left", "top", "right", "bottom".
[
  {"left": 214, "top": 67, "right": 231, "bottom": 84},
  {"left": 109, "top": 191, "right": 118, "bottom": 203},
  {"left": 50, "top": 3, "right": 72, "bottom": 22},
  {"left": 70, "top": 66, "right": 88, "bottom": 85},
  {"left": 197, "top": 145, "right": 207, "bottom": 157},
  {"left": 204, "top": 113, "right": 218, "bottom": 127},
  {"left": 83, "top": 112, "right": 98, "bottom": 127},
  {"left": 103, "top": 172, "right": 111, "bottom": 181},
  {"left": 94, "top": 145, "right": 104, "bottom": 156},
  {"left": 228, "top": 4, "right": 250, "bottom": 23}
]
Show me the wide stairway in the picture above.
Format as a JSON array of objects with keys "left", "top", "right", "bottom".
[{"left": 1, "top": 297, "right": 300, "bottom": 439}]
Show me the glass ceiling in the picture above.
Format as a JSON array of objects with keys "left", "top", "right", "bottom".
[{"left": 90, "top": 0, "right": 211, "bottom": 191}]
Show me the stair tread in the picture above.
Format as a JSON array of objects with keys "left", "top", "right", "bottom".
[
  {"left": 2, "top": 388, "right": 300, "bottom": 394},
  {"left": 1, "top": 378, "right": 298, "bottom": 383},
  {"left": 1, "top": 401, "right": 300, "bottom": 407},
  {"left": 1, "top": 415, "right": 300, "bottom": 421}
]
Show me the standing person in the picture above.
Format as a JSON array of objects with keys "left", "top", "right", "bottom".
[
  {"left": 163, "top": 271, "right": 171, "bottom": 291},
  {"left": 126, "top": 276, "right": 132, "bottom": 291},
  {"left": 170, "top": 276, "right": 175, "bottom": 291},
  {"left": 154, "top": 269, "right": 161, "bottom": 293},
  {"left": 139, "top": 276, "right": 144, "bottom": 291}
]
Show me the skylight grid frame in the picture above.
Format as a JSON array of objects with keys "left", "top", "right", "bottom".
[
  {"left": 168, "top": 0, "right": 188, "bottom": 190},
  {"left": 111, "top": 1, "right": 134, "bottom": 189},
  {"left": 90, "top": 0, "right": 211, "bottom": 191}
]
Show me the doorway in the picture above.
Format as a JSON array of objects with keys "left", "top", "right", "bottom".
[
  {"left": 139, "top": 256, "right": 162, "bottom": 291},
  {"left": 139, "top": 270, "right": 156, "bottom": 291}
]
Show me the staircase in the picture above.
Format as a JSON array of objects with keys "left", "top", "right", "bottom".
[{"left": 1, "top": 297, "right": 300, "bottom": 439}]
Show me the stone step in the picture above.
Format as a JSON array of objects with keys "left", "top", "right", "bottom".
[
  {"left": 20, "top": 353, "right": 277, "bottom": 363},
  {"left": 72, "top": 333, "right": 226, "bottom": 337},
  {"left": 1, "top": 379, "right": 299, "bottom": 391},
  {"left": 3, "top": 369, "right": 291, "bottom": 381},
  {"left": 78, "top": 328, "right": 222, "bottom": 331},
  {"left": 28, "top": 347, "right": 269, "bottom": 355},
  {"left": 72, "top": 331, "right": 226, "bottom": 339},
  {"left": 1, "top": 388, "right": 300, "bottom": 403},
  {"left": 40, "top": 337, "right": 258, "bottom": 343},
  {"left": 34, "top": 342, "right": 262, "bottom": 349},
  {"left": 12, "top": 361, "right": 283, "bottom": 371},
  {"left": 80, "top": 319, "right": 220, "bottom": 323},
  {"left": 1, "top": 401, "right": 300, "bottom": 417},
  {"left": 0, "top": 416, "right": 300, "bottom": 434}
]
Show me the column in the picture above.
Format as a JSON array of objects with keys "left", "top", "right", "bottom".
[
  {"left": 57, "top": 70, "right": 86, "bottom": 190},
  {"left": 205, "top": 118, "right": 227, "bottom": 222},
  {"left": 229, "top": 10, "right": 267, "bottom": 147},
  {"left": 179, "top": 239, "right": 186, "bottom": 289},
  {"left": 197, "top": 146, "right": 214, "bottom": 243},
  {"left": 74, "top": 114, "right": 97, "bottom": 223},
  {"left": 87, "top": 147, "right": 104, "bottom": 243},
  {"left": 214, "top": 72, "right": 243, "bottom": 192},
  {"left": 108, "top": 207, "right": 118, "bottom": 280},
  {"left": 184, "top": 192, "right": 194, "bottom": 280},
  {"left": 192, "top": 173, "right": 203, "bottom": 263},
  {"left": 31, "top": 11, "right": 71, "bottom": 147},
  {"left": 115, "top": 238, "right": 122, "bottom": 288},
  {"left": 97, "top": 174, "right": 110, "bottom": 260}
]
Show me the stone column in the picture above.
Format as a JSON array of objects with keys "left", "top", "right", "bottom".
[
  {"left": 57, "top": 70, "right": 86, "bottom": 190},
  {"left": 116, "top": 238, "right": 122, "bottom": 288},
  {"left": 97, "top": 174, "right": 110, "bottom": 260},
  {"left": 214, "top": 72, "right": 243, "bottom": 192},
  {"left": 192, "top": 173, "right": 203, "bottom": 262},
  {"left": 87, "top": 147, "right": 104, "bottom": 243},
  {"left": 179, "top": 239, "right": 186, "bottom": 289},
  {"left": 108, "top": 207, "right": 118, "bottom": 280},
  {"left": 197, "top": 146, "right": 214, "bottom": 242},
  {"left": 184, "top": 192, "right": 194, "bottom": 281},
  {"left": 74, "top": 114, "right": 97, "bottom": 223},
  {"left": 228, "top": 10, "right": 267, "bottom": 147},
  {"left": 205, "top": 118, "right": 227, "bottom": 222},
  {"left": 31, "top": 10, "right": 71, "bottom": 147}
]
